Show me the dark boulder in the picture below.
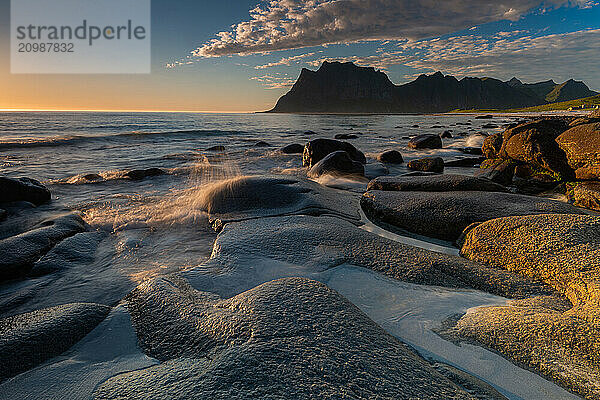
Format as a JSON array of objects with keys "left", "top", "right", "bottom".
[
  {"left": 407, "top": 134, "right": 443, "bottom": 150},
  {"left": 82, "top": 173, "right": 103, "bottom": 182},
  {"left": 0, "top": 177, "right": 51, "bottom": 206},
  {"left": 302, "top": 139, "right": 366, "bottom": 168},
  {"left": 361, "top": 190, "right": 586, "bottom": 241},
  {"left": 367, "top": 174, "right": 507, "bottom": 193},
  {"left": 556, "top": 122, "right": 600, "bottom": 180},
  {"left": 377, "top": 150, "right": 404, "bottom": 164},
  {"left": 206, "top": 145, "right": 226, "bottom": 152},
  {"left": 0, "top": 303, "right": 111, "bottom": 382},
  {"left": 496, "top": 119, "right": 572, "bottom": 179},
  {"left": 334, "top": 134, "right": 359, "bottom": 140},
  {"left": 440, "top": 131, "right": 453, "bottom": 139},
  {"left": 125, "top": 168, "right": 165, "bottom": 181},
  {"left": 476, "top": 159, "right": 518, "bottom": 186},
  {"left": 308, "top": 151, "right": 365, "bottom": 178},
  {"left": 254, "top": 141, "right": 271, "bottom": 147},
  {"left": 482, "top": 132, "right": 503, "bottom": 159},
  {"left": 462, "top": 147, "right": 483, "bottom": 156},
  {"left": 280, "top": 143, "right": 304, "bottom": 154},
  {"left": 482, "top": 123, "right": 498, "bottom": 129},
  {"left": 407, "top": 157, "right": 444, "bottom": 173}
]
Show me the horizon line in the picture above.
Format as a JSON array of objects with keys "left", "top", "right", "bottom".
[{"left": 0, "top": 108, "right": 258, "bottom": 113}]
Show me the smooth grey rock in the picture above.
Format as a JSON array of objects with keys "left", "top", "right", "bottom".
[
  {"left": 302, "top": 139, "right": 366, "bottom": 167},
  {"left": 407, "top": 157, "right": 444, "bottom": 173},
  {"left": 0, "top": 177, "right": 51, "bottom": 206},
  {"left": 254, "top": 141, "right": 271, "bottom": 147},
  {"left": 364, "top": 162, "right": 389, "bottom": 180},
  {"left": 367, "top": 174, "right": 507, "bottom": 193},
  {"left": 334, "top": 133, "right": 359, "bottom": 140},
  {"left": 125, "top": 168, "right": 165, "bottom": 181},
  {"left": 95, "top": 277, "right": 475, "bottom": 399},
  {"left": 408, "top": 134, "right": 442, "bottom": 149},
  {"left": 184, "top": 215, "right": 553, "bottom": 300},
  {"left": 361, "top": 190, "right": 586, "bottom": 242},
  {"left": 0, "top": 303, "right": 110, "bottom": 382},
  {"left": 0, "top": 212, "right": 86, "bottom": 281},
  {"left": 196, "top": 175, "right": 361, "bottom": 228},
  {"left": 307, "top": 151, "right": 365, "bottom": 178}
]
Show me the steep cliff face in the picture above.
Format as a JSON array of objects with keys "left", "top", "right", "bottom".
[{"left": 268, "top": 62, "right": 598, "bottom": 113}]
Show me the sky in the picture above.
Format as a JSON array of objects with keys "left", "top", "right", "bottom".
[{"left": 0, "top": 0, "right": 599, "bottom": 112}]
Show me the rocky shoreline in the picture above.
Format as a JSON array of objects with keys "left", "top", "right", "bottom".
[{"left": 1, "top": 111, "right": 600, "bottom": 399}]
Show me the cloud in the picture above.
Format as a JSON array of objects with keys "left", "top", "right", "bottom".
[
  {"left": 255, "top": 51, "right": 322, "bottom": 69},
  {"left": 306, "top": 28, "right": 600, "bottom": 88},
  {"left": 193, "top": 0, "right": 589, "bottom": 58},
  {"left": 251, "top": 73, "right": 296, "bottom": 89}
]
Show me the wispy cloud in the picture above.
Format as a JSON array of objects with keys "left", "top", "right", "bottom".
[
  {"left": 251, "top": 73, "right": 296, "bottom": 89},
  {"left": 255, "top": 51, "right": 322, "bottom": 69},
  {"left": 193, "top": 0, "right": 590, "bottom": 58}
]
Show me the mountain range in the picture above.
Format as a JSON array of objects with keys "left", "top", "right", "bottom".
[{"left": 268, "top": 62, "right": 598, "bottom": 113}]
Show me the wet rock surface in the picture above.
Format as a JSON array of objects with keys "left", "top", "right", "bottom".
[
  {"left": 94, "top": 277, "right": 477, "bottom": 399},
  {"left": 307, "top": 151, "right": 365, "bottom": 178},
  {"left": 0, "top": 303, "right": 110, "bottom": 382},
  {"left": 407, "top": 157, "right": 444, "bottom": 173},
  {"left": 196, "top": 175, "right": 361, "bottom": 227},
  {"left": 280, "top": 143, "right": 304, "bottom": 154},
  {"left": 452, "top": 214, "right": 600, "bottom": 399},
  {"left": 302, "top": 138, "right": 366, "bottom": 167},
  {"left": 0, "top": 177, "right": 51, "bottom": 206},
  {"left": 556, "top": 122, "right": 600, "bottom": 180},
  {"left": 408, "top": 134, "right": 443, "bottom": 149},
  {"left": 570, "top": 182, "right": 600, "bottom": 211},
  {"left": 367, "top": 174, "right": 507, "bottom": 193},
  {"left": 361, "top": 190, "right": 586, "bottom": 242},
  {"left": 377, "top": 149, "right": 404, "bottom": 164}
]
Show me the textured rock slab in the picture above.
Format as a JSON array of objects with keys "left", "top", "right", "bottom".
[
  {"left": 453, "top": 213, "right": 600, "bottom": 399},
  {"left": 408, "top": 134, "right": 443, "bottom": 149},
  {"left": 361, "top": 190, "right": 586, "bottom": 242},
  {"left": 367, "top": 174, "right": 507, "bottom": 193},
  {"left": 407, "top": 157, "right": 444, "bottom": 173},
  {"left": 0, "top": 212, "right": 86, "bottom": 281},
  {"left": 571, "top": 182, "right": 600, "bottom": 211},
  {"left": 0, "top": 303, "right": 110, "bottom": 382},
  {"left": 185, "top": 215, "right": 552, "bottom": 300},
  {"left": 95, "top": 277, "right": 474, "bottom": 400},
  {"left": 196, "top": 175, "right": 361, "bottom": 226}
]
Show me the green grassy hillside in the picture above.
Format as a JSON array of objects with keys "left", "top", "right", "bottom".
[{"left": 453, "top": 94, "right": 600, "bottom": 113}]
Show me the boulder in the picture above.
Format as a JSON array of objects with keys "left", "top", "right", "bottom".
[
  {"left": 570, "top": 182, "right": 600, "bottom": 211},
  {"left": 361, "top": 190, "right": 586, "bottom": 242},
  {"left": 476, "top": 159, "right": 518, "bottom": 186},
  {"left": 196, "top": 175, "right": 360, "bottom": 227},
  {"left": 407, "top": 157, "right": 444, "bottom": 173},
  {"left": 334, "top": 133, "right": 358, "bottom": 140},
  {"left": 407, "top": 134, "right": 442, "bottom": 150},
  {"left": 482, "top": 132, "right": 503, "bottom": 159},
  {"left": 453, "top": 214, "right": 600, "bottom": 397},
  {"left": 0, "top": 177, "right": 51, "bottom": 206},
  {"left": 0, "top": 212, "right": 86, "bottom": 281},
  {"left": 254, "top": 141, "right": 271, "bottom": 147},
  {"left": 461, "top": 147, "right": 483, "bottom": 156},
  {"left": 482, "top": 123, "right": 498, "bottom": 129},
  {"left": 206, "top": 145, "right": 226, "bottom": 152},
  {"left": 302, "top": 139, "right": 366, "bottom": 168},
  {"left": 367, "top": 174, "right": 507, "bottom": 193},
  {"left": 125, "top": 168, "right": 165, "bottom": 181},
  {"left": 440, "top": 131, "right": 453, "bottom": 139},
  {"left": 280, "top": 143, "right": 304, "bottom": 154},
  {"left": 556, "top": 122, "right": 600, "bottom": 180},
  {"left": 0, "top": 303, "right": 111, "bottom": 382},
  {"left": 363, "top": 163, "right": 389, "bottom": 180},
  {"left": 377, "top": 150, "right": 404, "bottom": 164},
  {"left": 95, "top": 277, "right": 474, "bottom": 400},
  {"left": 307, "top": 151, "right": 365, "bottom": 178},
  {"left": 496, "top": 119, "right": 572, "bottom": 178}
]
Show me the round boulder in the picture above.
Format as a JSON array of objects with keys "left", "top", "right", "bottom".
[
  {"left": 407, "top": 157, "right": 444, "bottom": 173},
  {"left": 280, "top": 144, "right": 304, "bottom": 154},
  {"left": 556, "top": 122, "right": 600, "bottom": 180},
  {"left": 302, "top": 139, "right": 366, "bottom": 168},
  {"left": 407, "top": 134, "right": 442, "bottom": 150},
  {"left": 377, "top": 150, "right": 404, "bottom": 164},
  {"left": 308, "top": 151, "right": 365, "bottom": 178},
  {"left": 0, "top": 177, "right": 51, "bottom": 206}
]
